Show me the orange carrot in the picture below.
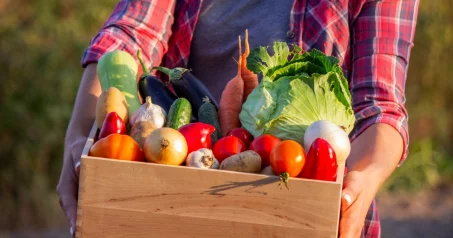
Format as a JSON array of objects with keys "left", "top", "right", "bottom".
[
  {"left": 218, "top": 36, "right": 245, "bottom": 136},
  {"left": 241, "top": 29, "right": 258, "bottom": 102}
]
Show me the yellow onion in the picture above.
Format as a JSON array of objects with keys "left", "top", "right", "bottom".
[{"left": 144, "top": 127, "right": 187, "bottom": 165}]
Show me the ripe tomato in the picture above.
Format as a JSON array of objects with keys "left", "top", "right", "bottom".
[
  {"left": 249, "top": 134, "right": 281, "bottom": 167},
  {"left": 270, "top": 140, "right": 306, "bottom": 189},
  {"left": 226, "top": 128, "right": 253, "bottom": 147},
  {"left": 213, "top": 136, "right": 247, "bottom": 163}
]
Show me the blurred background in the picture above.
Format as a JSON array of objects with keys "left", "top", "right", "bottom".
[{"left": 1, "top": 0, "right": 452, "bottom": 237}]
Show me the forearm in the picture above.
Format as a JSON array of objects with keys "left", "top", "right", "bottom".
[
  {"left": 347, "top": 123, "right": 403, "bottom": 191},
  {"left": 64, "top": 64, "right": 101, "bottom": 160}
]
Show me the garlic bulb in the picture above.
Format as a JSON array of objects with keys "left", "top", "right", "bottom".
[
  {"left": 186, "top": 148, "right": 219, "bottom": 169},
  {"left": 130, "top": 96, "right": 166, "bottom": 128}
]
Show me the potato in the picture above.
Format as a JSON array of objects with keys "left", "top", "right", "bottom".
[
  {"left": 130, "top": 121, "right": 157, "bottom": 149},
  {"left": 219, "top": 150, "right": 261, "bottom": 173},
  {"left": 260, "top": 165, "right": 276, "bottom": 175},
  {"left": 96, "top": 87, "right": 129, "bottom": 128}
]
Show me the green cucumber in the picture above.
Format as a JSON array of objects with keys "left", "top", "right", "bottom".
[
  {"left": 167, "top": 98, "right": 192, "bottom": 129},
  {"left": 198, "top": 96, "right": 222, "bottom": 143}
]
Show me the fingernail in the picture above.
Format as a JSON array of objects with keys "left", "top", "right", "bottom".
[
  {"left": 70, "top": 226, "right": 74, "bottom": 237},
  {"left": 343, "top": 193, "right": 352, "bottom": 205}
]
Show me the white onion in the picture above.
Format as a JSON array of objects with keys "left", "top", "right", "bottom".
[{"left": 303, "top": 120, "right": 351, "bottom": 163}]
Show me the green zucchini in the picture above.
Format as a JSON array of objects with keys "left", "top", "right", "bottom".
[
  {"left": 97, "top": 50, "right": 141, "bottom": 116},
  {"left": 167, "top": 98, "right": 192, "bottom": 129},
  {"left": 198, "top": 96, "right": 222, "bottom": 143}
]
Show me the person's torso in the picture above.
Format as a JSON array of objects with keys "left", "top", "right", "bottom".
[
  {"left": 164, "top": 0, "right": 356, "bottom": 100},
  {"left": 187, "top": 0, "right": 294, "bottom": 101}
]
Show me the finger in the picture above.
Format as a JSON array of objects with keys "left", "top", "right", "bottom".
[
  {"left": 341, "top": 172, "right": 361, "bottom": 211},
  {"left": 57, "top": 147, "right": 80, "bottom": 236},
  {"left": 339, "top": 172, "right": 364, "bottom": 238},
  {"left": 339, "top": 197, "right": 364, "bottom": 238}
]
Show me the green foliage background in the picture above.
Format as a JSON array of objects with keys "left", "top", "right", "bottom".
[{"left": 0, "top": 0, "right": 452, "bottom": 231}]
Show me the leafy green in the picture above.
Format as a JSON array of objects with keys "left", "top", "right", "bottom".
[{"left": 239, "top": 42, "right": 356, "bottom": 143}]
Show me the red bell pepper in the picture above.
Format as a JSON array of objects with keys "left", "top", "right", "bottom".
[
  {"left": 298, "top": 138, "right": 338, "bottom": 182},
  {"left": 98, "top": 112, "right": 127, "bottom": 140},
  {"left": 178, "top": 122, "right": 215, "bottom": 154}
]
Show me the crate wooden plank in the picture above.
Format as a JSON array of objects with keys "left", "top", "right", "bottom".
[{"left": 76, "top": 124, "right": 342, "bottom": 238}]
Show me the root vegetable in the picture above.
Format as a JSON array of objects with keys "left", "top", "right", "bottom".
[
  {"left": 95, "top": 87, "right": 129, "bottom": 128},
  {"left": 219, "top": 35, "right": 244, "bottom": 136},
  {"left": 260, "top": 166, "right": 275, "bottom": 175},
  {"left": 241, "top": 29, "right": 258, "bottom": 101},
  {"left": 219, "top": 150, "right": 261, "bottom": 173}
]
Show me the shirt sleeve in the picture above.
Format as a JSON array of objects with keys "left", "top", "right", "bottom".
[
  {"left": 80, "top": 0, "right": 176, "bottom": 76},
  {"left": 350, "top": 0, "right": 420, "bottom": 164}
]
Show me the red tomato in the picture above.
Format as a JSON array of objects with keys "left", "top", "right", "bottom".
[
  {"left": 213, "top": 136, "right": 246, "bottom": 163},
  {"left": 226, "top": 128, "right": 253, "bottom": 147},
  {"left": 270, "top": 140, "right": 306, "bottom": 189},
  {"left": 249, "top": 134, "right": 281, "bottom": 167}
]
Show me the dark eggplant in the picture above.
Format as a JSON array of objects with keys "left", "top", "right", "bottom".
[
  {"left": 152, "top": 66, "right": 219, "bottom": 119},
  {"left": 138, "top": 75, "right": 177, "bottom": 113},
  {"left": 136, "top": 50, "right": 177, "bottom": 113}
]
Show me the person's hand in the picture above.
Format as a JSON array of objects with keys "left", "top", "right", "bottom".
[
  {"left": 339, "top": 170, "right": 380, "bottom": 238},
  {"left": 57, "top": 135, "right": 87, "bottom": 237}
]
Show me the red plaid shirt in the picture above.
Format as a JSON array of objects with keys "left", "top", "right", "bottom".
[{"left": 81, "top": 0, "right": 419, "bottom": 237}]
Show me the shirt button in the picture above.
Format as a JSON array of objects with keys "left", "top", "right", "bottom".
[{"left": 287, "top": 30, "right": 295, "bottom": 39}]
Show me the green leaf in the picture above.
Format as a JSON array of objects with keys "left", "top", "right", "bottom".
[{"left": 240, "top": 43, "right": 356, "bottom": 142}]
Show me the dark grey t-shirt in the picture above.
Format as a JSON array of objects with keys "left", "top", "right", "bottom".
[{"left": 188, "top": 0, "right": 294, "bottom": 102}]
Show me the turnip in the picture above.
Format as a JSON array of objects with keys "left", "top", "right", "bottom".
[{"left": 303, "top": 120, "right": 351, "bottom": 163}]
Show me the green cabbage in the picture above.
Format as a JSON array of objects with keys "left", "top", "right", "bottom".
[{"left": 239, "top": 42, "right": 356, "bottom": 144}]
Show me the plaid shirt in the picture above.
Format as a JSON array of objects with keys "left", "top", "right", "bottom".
[{"left": 81, "top": 0, "right": 419, "bottom": 237}]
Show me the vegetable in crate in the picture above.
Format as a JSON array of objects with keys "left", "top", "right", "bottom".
[
  {"left": 304, "top": 120, "right": 351, "bottom": 163},
  {"left": 240, "top": 42, "right": 356, "bottom": 144},
  {"left": 178, "top": 122, "right": 216, "bottom": 154},
  {"left": 130, "top": 121, "right": 157, "bottom": 149},
  {"left": 249, "top": 134, "right": 281, "bottom": 167},
  {"left": 212, "top": 135, "right": 247, "bottom": 163},
  {"left": 136, "top": 49, "right": 177, "bottom": 113},
  {"left": 219, "top": 150, "right": 261, "bottom": 173},
  {"left": 186, "top": 148, "right": 219, "bottom": 169},
  {"left": 97, "top": 50, "right": 141, "bottom": 116},
  {"left": 260, "top": 166, "right": 275, "bottom": 175},
  {"left": 226, "top": 128, "right": 253, "bottom": 148},
  {"left": 98, "top": 112, "right": 127, "bottom": 140},
  {"left": 167, "top": 98, "right": 192, "bottom": 130},
  {"left": 152, "top": 66, "right": 218, "bottom": 119},
  {"left": 144, "top": 127, "right": 188, "bottom": 165},
  {"left": 89, "top": 134, "right": 144, "bottom": 162},
  {"left": 240, "top": 29, "right": 259, "bottom": 102},
  {"left": 298, "top": 138, "right": 338, "bottom": 182},
  {"left": 270, "top": 140, "right": 306, "bottom": 189},
  {"left": 198, "top": 97, "right": 222, "bottom": 144},
  {"left": 95, "top": 87, "right": 129, "bottom": 128},
  {"left": 129, "top": 96, "right": 166, "bottom": 128},
  {"left": 218, "top": 36, "right": 245, "bottom": 136}
]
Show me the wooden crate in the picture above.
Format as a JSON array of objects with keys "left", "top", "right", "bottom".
[{"left": 76, "top": 124, "right": 344, "bottom": 238}]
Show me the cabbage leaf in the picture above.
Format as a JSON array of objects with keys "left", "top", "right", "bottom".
[{"left": 239, "top": 42, "right": 356, "bottom": 143}]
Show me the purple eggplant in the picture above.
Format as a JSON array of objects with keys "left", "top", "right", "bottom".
[{"left": 152, "top": 66, "right": 218, "bottom": 119}]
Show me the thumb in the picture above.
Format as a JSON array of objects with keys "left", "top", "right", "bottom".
[{"left": 341, "top": 171, "right": 361, "bottom": 212}]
